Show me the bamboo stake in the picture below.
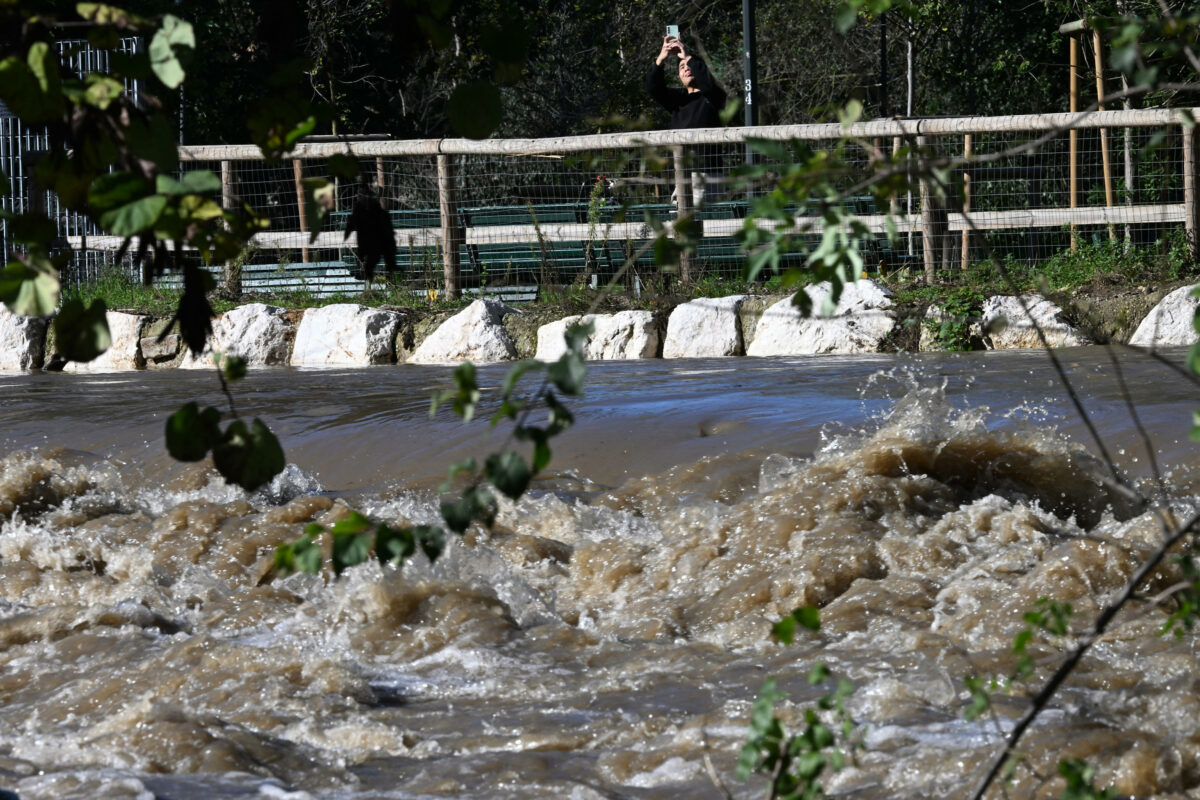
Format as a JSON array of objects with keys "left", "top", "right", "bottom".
[
  {"left": 293, "top": 159, "right": 309, "bottom": 264},
  {"left": 1094, "top": 28, "right": 1115, "bottom": 241},
  {"left": 1069, "top": 35, "right": 1079, "bottom": 251}
]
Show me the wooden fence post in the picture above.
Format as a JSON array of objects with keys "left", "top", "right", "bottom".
[
  {"left": 221, "top": 160, "right": 240, "bottom": 297},
  {"left": 293, "top": 159, "right": 309, "bottom": 264},
  {"left": 961, "top": 134, "right": 972, "bottom": 272},
  {"left": 1094, "top": 28, "right": 1115, "bottom": 242},
  {"left": 1069, "top": 34, "right": 1080, "bottom": 251},
  {"left": 917, "top": 135, "right": 941, "bottom": 283},
  {"left": 1184, "top": 122, "right": 1200, "bottom": 262},
  {"left": 438, "top": 154, "right": 461, "bottom": 300},
  {"left": 673, "top": 145, "right": 692, "bottom": 284}
]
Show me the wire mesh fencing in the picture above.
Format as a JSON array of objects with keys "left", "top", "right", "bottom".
[{"left": 9, "top": 108, "right": 1200, "bottom": 300}]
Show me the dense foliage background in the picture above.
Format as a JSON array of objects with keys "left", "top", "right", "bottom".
[{"left": 157, "top": 0, "right": 1191, "bottom": 144}]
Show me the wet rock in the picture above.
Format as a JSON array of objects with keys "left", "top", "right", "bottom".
[
  {"left": 663, "top": 295, "right": 746, "bottom": 358},
  {"left": 140, "top": 334, "right": 181, "bottom": 363},
  {"left": 0, "top": 305, "right": 47, "bottom": 371},
  {"left": 535, "top": 311, "right": 658, "bottom": 361},
  {"left": 747, "top": 280, "right": 895, "bottom": 356},
  {"left": 290, "top": 304, "right": 400, "bottom": 366},
  {"left": 1129, "top": 284, "right": 1199, "bottom": 348},
  {"left": 737, "top": 295, "right": 776, "bottom": 351},
  {"left": 980, "top": 294, "right": 1090, "bottom": 349},
  {"left": 409, "top": 299, "right": 517, "bottom": 364},
  {"left": 63, "top": 311, "right": 146, "bottom": 372},
  {"left": 179, "top": 303, "right": 293, "bottom": 369}
]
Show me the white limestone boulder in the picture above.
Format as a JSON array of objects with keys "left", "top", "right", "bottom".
[
  {"left": 747, "top": 280, "right": 895, "bottom": 356},
  {"left": 980, "top": 295, "right": 1089, "bottom": 349},
  {"left": 63, "top": 311, "right": 146, "bottom": 372},
  {"left": 179, "top": 303, "right": 294, "bottom": 369},
  {"left": 535, "top": 311, "right": 658, "bottom": 361},
  {"left": 663, "top": 295, "right": 746, "bottom": 358},
  {"left": 409, "top": 299, "right": 517, "bottom": 365},
  {"left": 1130, "top": 285, "right": 1199, "bottom": 348},
  {"left": 0, "top": 306, "right": 47, "bottom": 371},
  {"left": 290, "top": 304, "right": 400, "bottom": 366}
]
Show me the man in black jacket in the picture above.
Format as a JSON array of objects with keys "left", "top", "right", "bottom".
[{"left": 646, "top": 34, "right": 726, "bottom": 205}]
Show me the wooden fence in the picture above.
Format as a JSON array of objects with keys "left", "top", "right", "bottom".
[{"left": 60, "top": 108, "right": 1200, "bottom": 298}]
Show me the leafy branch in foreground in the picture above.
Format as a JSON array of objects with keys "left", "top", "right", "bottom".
[
  {"left": 164, "top": 353, "right": 285, "bottom": 492},
  {"left": 738, "top": 607, "right": 860, "bottom": 800},
  {"left": 274, "top": 323, "right": 592, "bottom": 577}
]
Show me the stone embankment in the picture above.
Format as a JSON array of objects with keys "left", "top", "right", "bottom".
[{"left": 1, "top": 279, "right": 1196, "bottom": 372}]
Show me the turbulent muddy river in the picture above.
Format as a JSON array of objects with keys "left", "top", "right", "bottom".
[{"left": 2, "top": 348, "right": 1200, "bottom": 799}]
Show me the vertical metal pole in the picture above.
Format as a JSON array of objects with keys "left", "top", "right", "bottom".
[
  {"left": 879, "top": 13, "right": 889, "bottom": 117},
  {"left": 437, "top": 154, "right": 461, "bottom": 300},
  {"left": 742, "top": 0, "right": 757, "bottom": 127},
  {"left": 673, "top": 145, "right": 692, "bottom": 284}
]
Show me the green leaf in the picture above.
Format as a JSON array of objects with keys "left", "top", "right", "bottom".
[
  {"left": 772, "top": 614, "right": 797, "bottom": 644},
  {"left": 53, "top": 298, "right": 111, "bottom": 362},
  {"left": 301, "top": 178, "right": 334, "bottom": 245},
  {"left": 221, "top": 354, "right": 247, "bottom": 382},
  {"left": 157, "top": 171, "right": 221, "bottom": 196},
  {"left": 275, "top": 533, "right": 323, "bottom": 575},
  {"left": 375, "top": 524, "right": 416, "bottom": 564},
  {"left": 0, "top": 260, "right": 61, "bottom": 317},
  {"left": 448, "top": 80, "right": 503, "bottom": 139},
  {"left": 76, "top": 3, "right": 150, "bottom": 29},
  {"left": 331, "top": 530, "right": 373, "bottom": 574},
  {"left": 331, "top": 510, "right": 373, "bottom": 536},
  {"left": 773, "top": 606, "right": 820, "bottom": 644},
  {"left": 485, "top": 451, "right": 532, "bottom": 500},
  {"left": 416, "top": 525, "right": 447, "bottom": 560},
  {"left": 440, "top": 496, "right": 475, "bottom": 534},
  {"left": 211, "top": 418, "right": 286, "bottom": 492},
  {"left": 83, "top": 74, "right": 124, "bottom": 109},
  {"left": 102, "top": 194, "right": 167, "bottom": 236},
  {"left": 808, "top": 663, "right": 831, "bottom": 685},
  {"left": 89, "top": 171, "right": 151, "bottom": 212},
  {"left": 165, "top": 401, "right": 221, "bottom": 462},
  {"left": 327, "top": 153, "right": 360, "bottom": 180},
  {"left": 149, "top": 14, "right": 194, "bottom": 89},
  {"left": 452, "top": 361, "right": 481, "bottom": 421},
  {"left": 548, "top": 352, "right": 586, "bottom": 396},
  {"left": 126, "top": 114, "right": 179, "bottom": 172},
  {"left": 7, "top": 213, "right": 56, "bottom": 247},
  {"left": 0, "top": 53, "right": 62, "bottom": 123}
]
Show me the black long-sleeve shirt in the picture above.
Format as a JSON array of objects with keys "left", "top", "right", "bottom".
[{"left": 645, "top": 57, "right": 727, "bottom": 130}]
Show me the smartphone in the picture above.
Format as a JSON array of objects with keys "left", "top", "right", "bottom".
[{"left": 665, "top": 24, "right": 679, "bottom": 39}]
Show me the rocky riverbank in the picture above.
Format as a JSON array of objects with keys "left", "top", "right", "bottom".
[{"left": 1, "top": 278, "right": 1197, "bottom": 371}]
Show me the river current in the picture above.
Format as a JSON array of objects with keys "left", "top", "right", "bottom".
[{"left": 1, "top": 348, "right": 1199, "bottom": 799}]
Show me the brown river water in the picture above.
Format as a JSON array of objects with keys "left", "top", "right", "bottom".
[{"left": 1, "top": 348, "right": 1199, "bottom": 800}]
